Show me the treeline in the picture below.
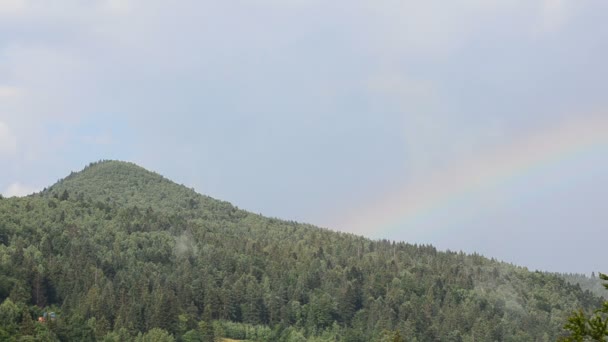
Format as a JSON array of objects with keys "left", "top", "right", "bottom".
[{"left": 0, "top": 161, "right": 603, "bottom": 341}]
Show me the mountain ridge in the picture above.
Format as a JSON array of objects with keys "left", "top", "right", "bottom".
[
  {"left": 31, "top": 159, "right": 608, "bottom": 298},
  {"left": 0, "top": 159, "right": 604, "bottom": 341}
]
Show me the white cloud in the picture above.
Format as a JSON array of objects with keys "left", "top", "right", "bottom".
[
  {"left": 101, "top": 0, "right": 132, "bottom": 14},
  {"left": 247, "top": 0, "right": 324, "bottom": 9},
  {"left": 0, "top": 121, "right": 17, "bottom": 156},
  {"left": 82, "top": 132, "right": 113, "bottom": 145},
  {"left": 0, "top": 86, "right": 24, "bottom": 98},
  {"left": 0, "top": 0, "right": 27, "bottom": 15},
  {"left": 0, "top": 45, "right": 89, "bottom": 123},
  {"left": 357, "top": 0, "right": 526, "bottom": 58},
  {"left": 368, "top": 73, "right": 435, "bottom": 102},
  {"left": 537, "top": 0, "right": 570, "bottom": 33},
  {"left": 3, "top": 182, "right": 38, "bottom": 197}
]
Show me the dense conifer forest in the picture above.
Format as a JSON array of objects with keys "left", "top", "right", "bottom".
[{"left": 0, "top": 160, "right": 604, "bottom": 341}]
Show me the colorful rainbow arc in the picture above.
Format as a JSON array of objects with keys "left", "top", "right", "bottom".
[{"left": 333, "top": 114, "right": 608, "bottom": 238}]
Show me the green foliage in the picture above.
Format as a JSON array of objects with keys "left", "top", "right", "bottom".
[
  {"left": 376, "top": 329, "right": 405, "bottom": 342},
  {"left": 0, "top": 160, "right": 604, "bottom": 341},
  {"left": 182, "top": 329, "right": 202, "bottom": 342},
  {"left": 561, "top": 273, "right": 608, "bottom": 341},
  {"left": 0, "top": 298, "right": 21, "bottom": 335},
  {"left": 135, "top": 327, "right": 175, "bottom": 342}
]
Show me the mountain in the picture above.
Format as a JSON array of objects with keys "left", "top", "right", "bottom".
[{"left": 0, "top": 160, "right": 603, "bottom": 341}]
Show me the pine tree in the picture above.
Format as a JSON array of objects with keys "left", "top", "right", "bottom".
[
  {"left": 561, "top": 273, "right": 608, "bottom": 341},
  {"left": 60, "top": 190, "right": 70, "bottom": 201}
]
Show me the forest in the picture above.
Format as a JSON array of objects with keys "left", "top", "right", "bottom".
[{"left": 0, "top": 160, "right": 605, "bottom": 341}]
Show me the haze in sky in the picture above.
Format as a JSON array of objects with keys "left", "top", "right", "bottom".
[{"left": 1, "top": 0, "right": 606, "bottom": 274}]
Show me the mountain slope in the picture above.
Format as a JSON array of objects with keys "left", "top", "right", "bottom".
[{"left": 0, "top": 160, "right": 603, "bottom": 341}]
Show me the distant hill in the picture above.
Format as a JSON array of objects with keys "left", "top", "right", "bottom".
[{"left": 0, "top": 160, "right": 603, "bottom": 341}]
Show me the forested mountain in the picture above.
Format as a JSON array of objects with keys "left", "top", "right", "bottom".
[{"left": 0, "top": 160, "right": 603, "bottom": 341}]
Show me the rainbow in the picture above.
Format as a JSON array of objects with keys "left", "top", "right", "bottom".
[{"left": 332, "top": 113, "right": 608, "bottom": 239}]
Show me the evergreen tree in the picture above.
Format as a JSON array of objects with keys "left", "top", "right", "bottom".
[{"left": 561, "top": 273, "right": 608, "bottom": 341}]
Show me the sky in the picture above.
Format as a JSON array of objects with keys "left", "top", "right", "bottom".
[{"left": 1, "top": 0, "right": 607, "bottom": 274}]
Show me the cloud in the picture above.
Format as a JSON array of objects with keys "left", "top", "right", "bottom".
[
  {"left": 0, "top": 0, "right": 27, "bottom": 15},
  {"left": 3, "top": 182, "right": 38, "bottom": 197},
  {"left": 0, "top": 45, "right": 90, "bottom": 123},
  {"left": 355, "top": 0, "right": 526, "bottom": 58},
  {"left": 101, "top": 0, "right": 132, "bottom": 14},
  {"left": 0, "top": 121, "right": 17, "bottom": 156},
  {"left": 368, "top": 73, "right": 435, "bottom": 100},
  {"left": 537, "top": 0, "right": 570, "bottom": 33},
  {"left": 0, "top": 86, "right": 24, "bottom": 98},
  {"left": 82, "top": 132, "right": 113, "bottom": 145}
]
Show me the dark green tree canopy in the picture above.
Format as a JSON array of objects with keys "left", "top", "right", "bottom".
[{"left": 0, "top": 160, "right": 604, "bottom": 341}]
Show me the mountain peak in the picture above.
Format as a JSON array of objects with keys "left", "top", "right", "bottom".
[{"left": 44, "top": 160, "right": 208, "bottom": 212}]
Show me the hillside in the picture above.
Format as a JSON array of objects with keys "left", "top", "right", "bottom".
[{"left": 0, "top": 160, "right": 603, "bottom": 341}]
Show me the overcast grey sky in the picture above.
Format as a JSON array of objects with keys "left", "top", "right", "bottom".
[{"left": 1, "top": 0, "right": 607, "bottom": 274}]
